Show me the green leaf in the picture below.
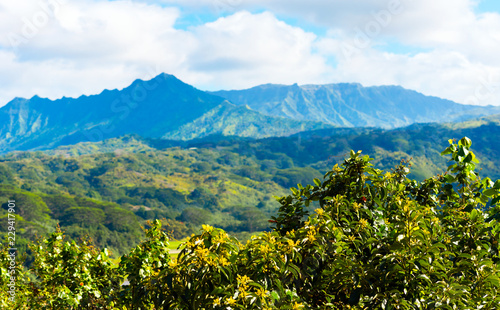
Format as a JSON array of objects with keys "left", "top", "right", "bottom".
[
  {"left": 485, "top": 274, "right": 500, "bottom": 287},
  {"left": 271, "top": 291, "right": 280, "bottom": 301},
  {"left": 443, "top": 174, "right": 455, "bottom": 183},
  {"left": 470, "top": 209, "right": 480, "bottom": 222},
  {"left": 458, "top": 146, "right": 469, "bottom": 158},
  {"left": 491, "top": 196, "right": 500, "bottom": 206},
  {"left": 313, "top": 178, "right": 322, "bottom": 187},
  {"left": 441, "top": 147, "right": 453, "bottom": 156},
  {"left": 459, "top": 136, "right": 472, "bottom": 148},
  {"left": 483, "top": 188, "right": 498, "bottom": 197}
]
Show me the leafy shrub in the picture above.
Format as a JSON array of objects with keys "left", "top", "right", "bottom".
[
  {"left": 28, "top": 228, "right": 121, "bottom": 309},
  {"left": 270, "top": 137, "right": 500, "bottom": 308}
]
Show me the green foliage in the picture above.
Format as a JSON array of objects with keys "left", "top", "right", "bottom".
[
  {"left": 28, "top": 228, "right": 121, "bottom": 309},
  {"left": 1, "top": 137, "right": 500, "bottom": 309},
  {"left": 0, "top": 164, "right": 14, "bottom": 184},
  {"left": 162, "top": 218, "right": 191, "bottom": 240},
  {"left": 177, "top": 207, "right": 212, "bottom": 226},
  {"left": 61, "top": 207, "right": 105, "bottom": 227},
  {"left": 117, "top": 220, "right": 172, "bottom": 309},
  {"left": 272, "top": 167, "right": 321, "bottom": 189},
  {"left": 0, "top": 243, "right": 31, "bottom": 308},
  {"left": 0, "top": 186, "right": 52, "bottom": 223},
  {"left": 269, "top": 137, "right": 500, "bottom": 308},
  {"left": 0, "top": 187, "right": 144, "bottom": 265},
  {"left": 0, "top": 144, "right": 293, "bottom": 244}
]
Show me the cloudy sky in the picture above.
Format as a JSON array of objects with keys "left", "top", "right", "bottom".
[{"left": 1, "top": 0, "right": 500, "bottom": 107}]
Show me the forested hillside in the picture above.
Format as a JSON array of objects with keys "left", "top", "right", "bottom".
[
  {"left": 3, "top": 73, "right": 500, "bottom": 154},
  {"left": 0, "top": 139, "right": 306, "bottom": 261},
  {"left": 2, "top": 115, "right": 500, "bottom": 265},
  {"left": 0, "top": 185, "right": 142, "bottom": 263}
]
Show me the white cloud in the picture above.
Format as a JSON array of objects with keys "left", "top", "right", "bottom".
[
  {"left": 324, "top": 45, "right": 500, "bottom": 106},
  {"left": 1, "top": 0, "right": 500, "bottom": 106},
  {"left": 308, "top": 0, "right": 500, "bottom": 105},
  {"left": 0, "top": 1, "right": 329, "bottom": 104},
  {"left": 186, "top": 11, "right": 329, "bottom": 90},
  {"left": 0, "top": 0, "right": 196, "bottom": 103}
]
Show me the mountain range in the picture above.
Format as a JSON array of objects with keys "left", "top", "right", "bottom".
[
  {"left": 212, "top": 83, "right": 500, "bottom": 128},
  {"left": 1, "top": 73, "right": 500, "bottom": 153}
]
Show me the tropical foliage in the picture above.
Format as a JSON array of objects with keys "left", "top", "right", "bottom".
[{"left": 1, "top": 137, "right": 500, "bottom": 308}]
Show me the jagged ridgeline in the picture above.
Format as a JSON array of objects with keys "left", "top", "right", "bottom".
[
  {"left": 2, "top": 73, "right": 500, "bottom": 154},
  {"left": 2, "top": 114, "right": 500, "bottom": 265},
  {"left": 0, "top": 74, "right": 333, "bottom": 154}
]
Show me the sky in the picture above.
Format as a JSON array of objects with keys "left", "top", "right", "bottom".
[{"left": 1, "top": 0, "right": 500, "bottom": 107}]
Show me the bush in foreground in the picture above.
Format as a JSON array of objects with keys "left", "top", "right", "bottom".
[{"left": 1, "top": 137, "right": 500, "bottom": 309}]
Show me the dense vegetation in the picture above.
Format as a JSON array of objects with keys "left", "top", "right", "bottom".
[
  {"left": 1, "top": 137, "right": 500, "bottom": 308},
  {"left": 0, "top": 137, "right": 303, "bottom": 260},
  {"left": 0, "top": 184, "right": 143, "bottom": 263},
  {"left": 2, "top": 116, "right": 500, "bottom": 264}
]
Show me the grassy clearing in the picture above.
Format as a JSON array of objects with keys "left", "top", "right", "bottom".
[
  {"left": 168, "top": 239, "right": 186, "bottom": 250},
  {"left": 168, "top": 239, "right": 187, "bottom": 259}
]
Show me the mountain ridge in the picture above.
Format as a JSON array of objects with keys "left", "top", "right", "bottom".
[
  {"left": 0, "top": 74, "right": 339, "bottom": 153},
  {"left": 2, "top": 73, "right": 500, "bottom": 153},
  {"left": 212, "top": 82, "right": 500, "bottom": 128},
  {"left": 162, "top": 100, "right": 333, "bottom": 140}
]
